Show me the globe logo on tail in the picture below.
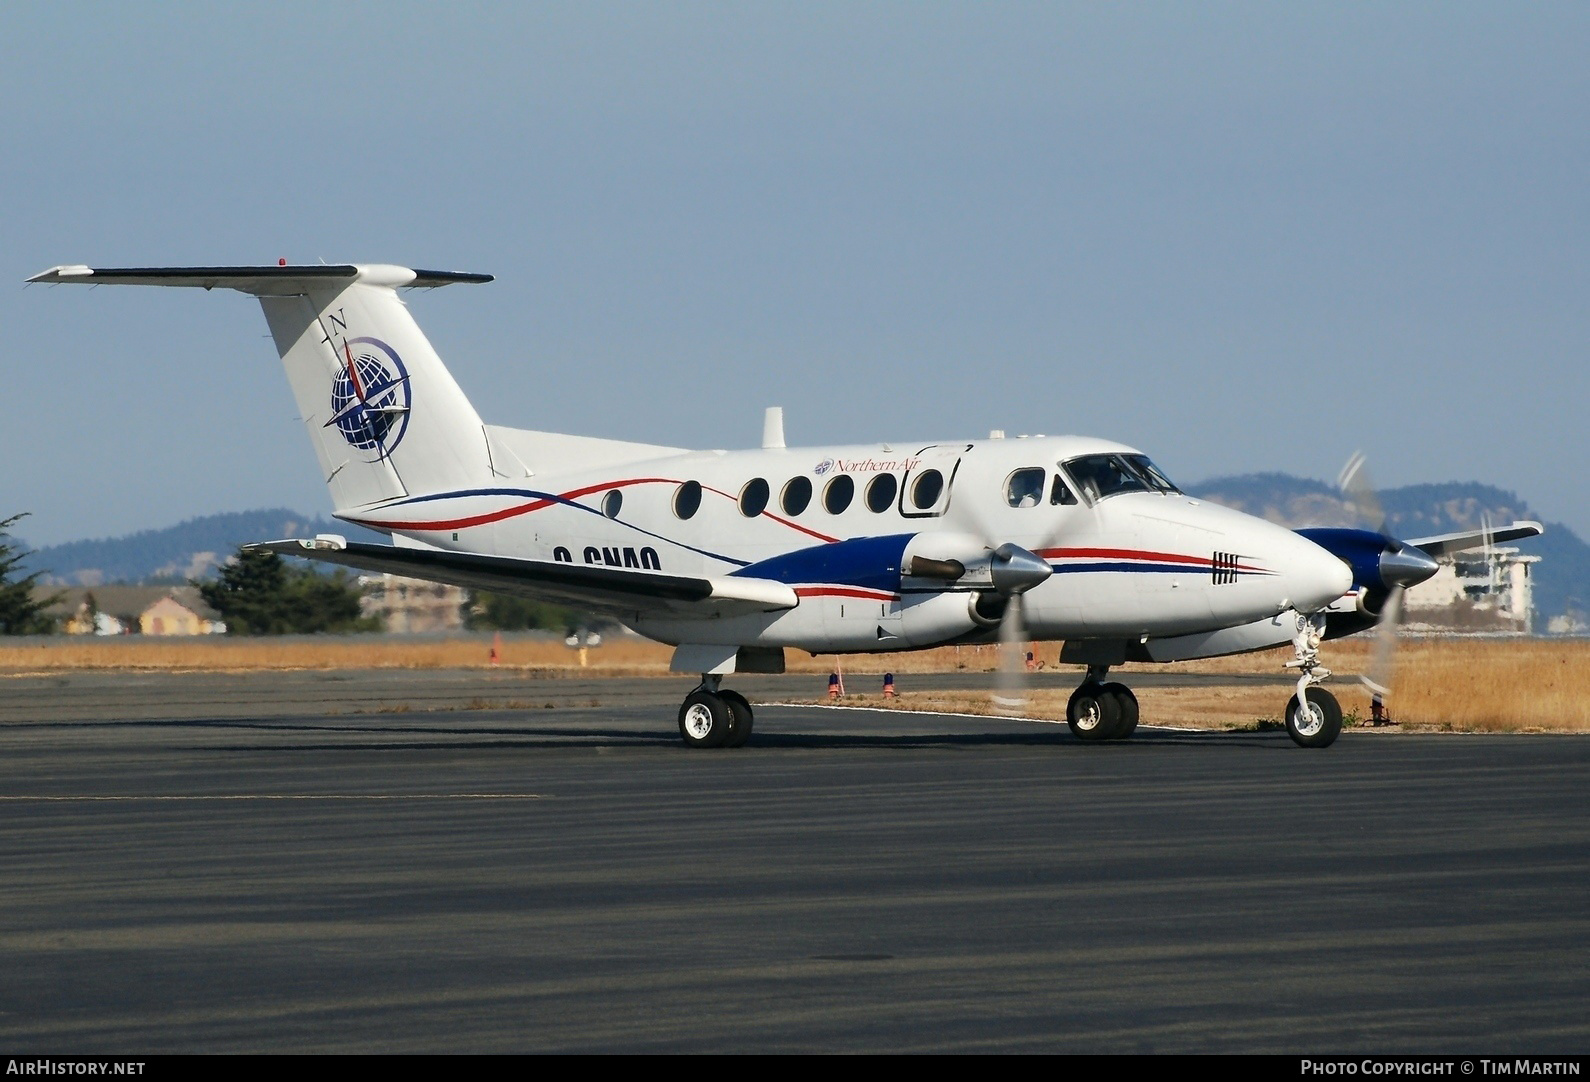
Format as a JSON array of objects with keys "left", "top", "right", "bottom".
[{"left": 325, "top": 336, "right": 411, "bottom": 457}]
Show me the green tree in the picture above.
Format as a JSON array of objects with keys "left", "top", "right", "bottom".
[
  {"left": 198, "top": 548, "right": 381, "bottom": 634},
  {"left": 0, "top": 514, "right": 60, "bottom": 635}
]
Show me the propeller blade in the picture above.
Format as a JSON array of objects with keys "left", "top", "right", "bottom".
[
  {"left": 1361, "top": 583, "right": 1404, "bottom": 700},
  {"left": 1338, "top": 450, "right": 1388, "bottom": 536},
  {"left": 1339, "top": 451, "right": 1412, "bottom": 725},
  {"left": 992, "top": 594, "right": 1030, "bottom": 713}
]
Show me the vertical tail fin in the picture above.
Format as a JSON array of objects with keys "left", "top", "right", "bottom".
[{"left": 28, "top": 263, "right": 496, "bottom": 515}]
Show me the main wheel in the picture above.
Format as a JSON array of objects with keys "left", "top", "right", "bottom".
[
  {"left": 719, "top": 690, "right": 754, "bottom": 748},
  {"left": 1067, "top": 684, "right": 1121, "bottom": 742},
  {"left": 678, "top": 690, "right": 732, "bottom": 749},
  {"left": 1285, "top": 687, "right": 1342, "bottom": 748},
  {"left": 1101, "top": 682, "right": 1139, "bottom": 739}
]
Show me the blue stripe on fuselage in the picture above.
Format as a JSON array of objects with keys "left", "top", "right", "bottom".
[{"left": 732, "top": 534, "right": 914, "bottom": 593}]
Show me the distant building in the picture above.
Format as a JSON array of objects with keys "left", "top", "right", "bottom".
[
  {"left": 1405, "top": 546, "right": 1539, "bottom": 634},
  {"left": 359, "top": 573, "right": 467, "bottom": 634},
  {"left": 43, "top": 585, "right": 226, "bottom": 636}
]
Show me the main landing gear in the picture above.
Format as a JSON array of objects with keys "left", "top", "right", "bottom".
[
  {"left": 677, "top": 675, "right": 753, "bottom": 749},
  {"left": 1066, "top": 665, "right": 1139, "bottom": 742},
  {"left": 1283, "top": 613, "right": 1342, "bottom": 748}
]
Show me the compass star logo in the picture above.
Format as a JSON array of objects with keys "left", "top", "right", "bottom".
[{"left": 325, "top": 336, "right": 411, "bottom": 456}]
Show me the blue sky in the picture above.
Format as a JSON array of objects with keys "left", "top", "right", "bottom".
[{"left": 5, "top": 3, "right": 1586, "bottom": 546}]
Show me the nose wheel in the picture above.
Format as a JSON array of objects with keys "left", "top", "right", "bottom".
[
  {"left": 1285, "top": 686, "right": 1342, "bottom": 748},
  {"left": 677, "top": 677, "right": 754, "bottom": 749}
]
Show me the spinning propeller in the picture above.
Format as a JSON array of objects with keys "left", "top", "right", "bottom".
[
  {"left": 1335, "top": 452, "right": 1440, "bottom": 707},
  {"left": 989, "top": 543, "right": 1055, "bottom": 712},
  {"left": 915, "top": 493, "right": 1074, "bottom": 712}
]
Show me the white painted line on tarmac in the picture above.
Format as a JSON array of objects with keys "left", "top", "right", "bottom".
[
  {"left": 0, "top": 793, "right": 548, "bottom": 802},
  {"left": 754, "top": 701, "right": 1207, "bottom": 732}
]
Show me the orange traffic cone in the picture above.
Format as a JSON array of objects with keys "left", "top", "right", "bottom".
[{"left": 883, "top": 673, "right": 896, "bottom": 698}]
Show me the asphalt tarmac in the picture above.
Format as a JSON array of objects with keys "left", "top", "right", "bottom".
[{"left": 0, "top": 670, "right": 1587, "bottom": 1053}]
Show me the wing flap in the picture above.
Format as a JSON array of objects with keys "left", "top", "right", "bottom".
[{"left": 243, "top": 538, "right": 796, "bottom": 618}]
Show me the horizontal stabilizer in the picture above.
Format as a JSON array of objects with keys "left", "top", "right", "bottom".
[
  {"left": 1410, "top": 521, "right": 1543, "bottom": 557},
  {"left": 245, "top": 538, "right": 797, "bottom": 618},
  {"left": 27, "top": 264, "right": 491, "bottom": 293}
]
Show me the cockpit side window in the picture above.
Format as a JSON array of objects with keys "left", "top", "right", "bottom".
[
  {"left": 1123, "top": 454, "right": 1180, "bottom": 494},
  {"left": 1050, "top": 473, "right": 1077, "bottom": 506},
  {"left": 1063, "top": 454, "right": 1151, "bottom": 503},
  {"left": 1004, "top": 467, "right": 1046, "bottom": 508}
]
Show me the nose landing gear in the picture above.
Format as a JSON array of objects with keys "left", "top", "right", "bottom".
[{"left": 1283, "top": 613, "right": 1342, "bottom": 748}]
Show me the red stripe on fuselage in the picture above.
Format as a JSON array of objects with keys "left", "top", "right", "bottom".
[
  {"left": 353, "top": 477, "right": 675, "bottom": 531},
  {"left": 1038, "top": 546, "right": 1266, "bottom": 573},
  {"left": 794, "top": 586, "right": 899, "bottom": 601},
  {"left": 352, "top": 477, "right": 841, "bottom": 544}
]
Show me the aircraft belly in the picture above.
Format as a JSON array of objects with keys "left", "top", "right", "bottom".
[
  {"left": 630, "top": 603, "right": 828, "bottom": 649},
  {"left": 1039, "top": 572, "right": 1218, "bottom": 638},
  {"left": 820, "top": 594, "right": 902, "bottom": 651}
]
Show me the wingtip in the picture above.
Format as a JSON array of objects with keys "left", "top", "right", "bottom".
[{"left": 27, "top": 264, "right": 93, "bottom": 284}]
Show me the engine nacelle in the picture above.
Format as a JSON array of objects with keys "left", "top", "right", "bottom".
[
  {"left": 896, "top": 591, "right": 997, "bottom": 647},
  {"left": 1356, "top": 587, "right": 1390, "bottom": 617}
]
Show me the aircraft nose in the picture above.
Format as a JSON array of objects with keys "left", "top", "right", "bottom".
[{"left": 1287, "top": 534, "right": 1355, "bottom": 612}]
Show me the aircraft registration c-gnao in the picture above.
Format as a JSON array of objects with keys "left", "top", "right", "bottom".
[{"left": 29, "top": 263, "right": 1543, "bottom": 749}]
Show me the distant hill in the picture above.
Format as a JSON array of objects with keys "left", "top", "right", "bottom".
[
  {"left": 25, "top": 510, "right": 386, "bottom": 587},
  {"left": 1188, "top": 474, "right": 1588, "bottom": 624}
]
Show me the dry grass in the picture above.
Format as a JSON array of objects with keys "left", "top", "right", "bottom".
[
  {"left": 1, "top": 634, "right": 1586, "bottom": 733},
  {"left": 845, "top": 639, "right": 1590, "bottom": 734},
  {"left": 0, "top": 635, "right": 676, "bottom": 675}
]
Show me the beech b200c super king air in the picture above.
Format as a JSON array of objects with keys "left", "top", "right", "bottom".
[{"left": 30, "top": 263, "right": 1543, "bottom": 749}]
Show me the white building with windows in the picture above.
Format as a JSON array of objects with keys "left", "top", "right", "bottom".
[
  {"left": 1404, "top": 546, "right": 1539, "bottom": 634},
  {"left": 359, "top": 573, "right": 468, "bottom": 633}
]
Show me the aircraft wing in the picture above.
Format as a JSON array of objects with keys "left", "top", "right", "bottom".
[
  {"left": 27, "top": 264, "right": 492, "bottom": 291},
  {"left": 244, "top": 538, "right": 797, "bottom": 619},
  {"left": 1408, "top": 520, "right": 1543, "bottom": 557}
]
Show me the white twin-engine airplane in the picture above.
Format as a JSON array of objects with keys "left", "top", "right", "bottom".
[{"left": 31, "top": 263, "right": 1543, "bottom": 749}]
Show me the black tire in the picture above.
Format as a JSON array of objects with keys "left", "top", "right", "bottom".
[
  {"left": 1067, "top": 684, "right": 1121, "bottom": 742},
  {"left": 678, "top": 690, "right": 732, "bottom": 749},
  {"left": 1101, "top": 682, "right": 1139, "bottom": 739},
  {"left": 1286, "top": 687, "right": 1342, "bottom": 748},
  {"left": 719, "top": 690, "right": 754, "bottom": 748}
]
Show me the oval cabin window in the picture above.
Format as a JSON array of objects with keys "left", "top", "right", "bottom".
[
  {"left": 866, "top": 474, "right": 898, "bottom": 513},
  {"left": 673, "top": 481, "right": 702, "bottom": 520},
  {"left": 911, "top": 469, "right": 943, "bottom": 510},
  {"left": 781, "top": 476, "right": 812, "bottom": 516},
  {"left": 823, "top": 475, "right": 855, "bottom": 514},
  {"left": 739, "top": 478, "right": 770, "bottom": 517}
]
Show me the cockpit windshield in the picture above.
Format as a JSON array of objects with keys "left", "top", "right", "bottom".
[
  {"left": 1123, "top": 454, "right": 1180, "bottom": 494},
  {"left": 1062, "top": 453, "right": 1176, "bottom": 503}
]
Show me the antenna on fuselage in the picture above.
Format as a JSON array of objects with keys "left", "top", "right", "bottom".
[{"left": 762, "top": 406, "right": 785, "bottom": 449}]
